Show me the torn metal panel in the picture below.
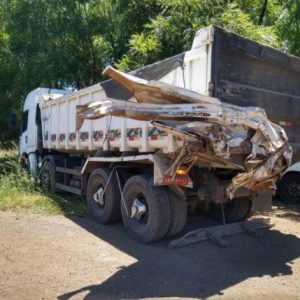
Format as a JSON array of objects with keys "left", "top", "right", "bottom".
[
  {"left": 77, "top": 67, "right": 292, "bottom": 199},
  {"left": 169, "top": 218, "right": 273, "bottom": 248},
  {"left": 102, "top": 66, "right": 217, "bottom": 105},
  {"left": 76, "top": 98, "right": 222, "bottom": 130},
  {"left": 100, "top": 53, "right": 185, "bottom": 101}
]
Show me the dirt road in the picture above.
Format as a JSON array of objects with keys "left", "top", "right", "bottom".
[{"left": 1, "top": 203, "right": 300, "bottom": 300}]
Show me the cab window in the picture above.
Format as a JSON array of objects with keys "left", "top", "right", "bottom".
[{"left": 21, "top": 110, "right": 29, "bottom": 133}]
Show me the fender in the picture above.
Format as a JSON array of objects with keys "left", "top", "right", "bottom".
[
  {"left": 42, "top": 154, "right": 66, "bottom": 169},
  {"left": 20, "top": 151, "right": 38, "bottom": 175},
  {"left": 42, "top": 155, "right": 56, "bottom": 167}
]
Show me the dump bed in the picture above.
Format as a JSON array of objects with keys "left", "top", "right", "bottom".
[
  {"left": 39, "top": 35, "right": 211, "bottom": 154},
  {"left": 102, "top": 26, "right": 300, "bottom": 160},
  {"left": 39, "top": 25, "right": 300, "bottom": 159},
  {"left": 102, "top": 25, "right": 300, "bottom": 120}
]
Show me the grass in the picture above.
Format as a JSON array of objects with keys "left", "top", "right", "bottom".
[{"left": 0, "top": 147, "right": 87, "bottom": 216}]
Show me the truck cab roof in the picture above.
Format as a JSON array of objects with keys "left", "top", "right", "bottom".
[{"left": 23, "top": 87, "right": 72, "bottom": 111}]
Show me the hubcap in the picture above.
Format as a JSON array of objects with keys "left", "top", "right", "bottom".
[
  {"left": 93, "top": 187, "right": 105, "bottom": 206},
  {"left": 286, "top": 182, "right": 300, "bottom": 197},
  {"left": 131, "top": 198, "right": 147, "bottom": 220}
]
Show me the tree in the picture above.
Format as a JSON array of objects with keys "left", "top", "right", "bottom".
[
  {"left": 116, "top": 0, "right": 282, "bottom": 71},
  {"left": 277, "top": 0, "right": 300, "bottom": 56},
  {"left": 259, "top": 0, "right": 268, "bottom": 25}
]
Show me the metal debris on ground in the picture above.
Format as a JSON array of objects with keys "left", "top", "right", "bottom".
[{"left": 168, "top": 218, "right": 274, "bottom": 248}]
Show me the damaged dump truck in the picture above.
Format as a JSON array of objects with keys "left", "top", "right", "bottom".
[{"left": 19, "top": 26, "right": 294, "bottom": 243}]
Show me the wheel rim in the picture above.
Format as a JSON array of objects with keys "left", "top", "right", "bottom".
[
  {"left": 130, "top": 193, "right": 148, "bottom": 224},
  {"left": 93, "top": 186, "right": 105, "bottom": 206},
  {"left": 286, "top": 181, "right": 300, "bottom": 197},
  {"left": 91, "top": 177, "right": 106, "bottom": 210}
]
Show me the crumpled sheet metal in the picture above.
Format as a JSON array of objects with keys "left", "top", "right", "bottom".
[
  {"left": 77, "top": 66, "right": 292, "bottom": 198},
  {"left": 102, "top": 66, "right": 218, "bottom": 105}
]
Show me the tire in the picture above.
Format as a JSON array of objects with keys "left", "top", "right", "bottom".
[
  {"left": 121, "top": 175, "right": 171, "bottom": 243},
  {"left": 39, "top": 160, "right": 56, "bottom": 192},
  {"left": 165, "top": 188, "right": 187, "bottom": 238},
  {"left": 87, "top": 168, "right": 121, "bottom": 224},
  {"left": 209, "top": 197, "right": 252, "bottom": 223},
  {"left": 277, "top": 173, "right": 300, "bottom": 204}
]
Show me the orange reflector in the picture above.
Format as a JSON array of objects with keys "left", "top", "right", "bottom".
[{"left": 176, "top": 169, "right": 188, "bottom": 176}]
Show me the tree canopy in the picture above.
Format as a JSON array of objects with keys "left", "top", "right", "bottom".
[{"left": 0, "top": 0, "right": 298, "bottom": 140}]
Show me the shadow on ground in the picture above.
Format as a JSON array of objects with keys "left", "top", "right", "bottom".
[
  {"left": 56, "top": 204, "right": 300, "bottom": 300},
  {"left": 273, "top": 201, "right": 300, "bottom": 222}
]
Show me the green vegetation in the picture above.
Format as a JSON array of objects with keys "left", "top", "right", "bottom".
[{"left": 0, "top": 147, "right": 87, "bottom": 216}]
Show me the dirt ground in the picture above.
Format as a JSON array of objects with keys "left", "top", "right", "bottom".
[{"left": 0, "top": 202, "right": 300, "bottom": 300}]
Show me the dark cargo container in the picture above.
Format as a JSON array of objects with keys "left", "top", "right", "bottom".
[{"left": 211, "top": 26, "right": 300, "bottom": 162}]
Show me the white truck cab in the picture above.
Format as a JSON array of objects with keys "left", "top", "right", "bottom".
[{"left": 20, "top": 88, "right": 71, "bottom": 173}]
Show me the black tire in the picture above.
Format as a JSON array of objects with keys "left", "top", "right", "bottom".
[
  {"left": 277, "top": 173, "right": 300, "bottom": 204},
  {"left": 121, "top": 175, "right": 171, "bottom": 243},
  {"left": 20, "top": 156, "right": 30, "bottom": 173},
  {"left": 87, "top": 168, "right": 121, "bottom": 224},
  {"left": 39, "top": 160, "right": 56, "bottom": 192},
  {"left": 165, "top": 188, "right": 187, "bottom": 238},
  {"left": 209, "top": 197, "right": 252, "bottom": 223}
]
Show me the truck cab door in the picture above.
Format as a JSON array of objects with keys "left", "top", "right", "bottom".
[
  {"left": 19, "top": 106, "right": 37, "bottom": 156},
  {"left": 19, "top": 110, "right": 29, "bottom": 155}
]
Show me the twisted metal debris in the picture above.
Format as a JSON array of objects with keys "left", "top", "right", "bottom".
[{"left": 77, "top": 67, "right": 292, "bottom": 198}]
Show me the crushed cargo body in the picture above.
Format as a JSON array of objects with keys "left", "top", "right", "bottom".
[{"left": 76, "top": 67, "right": 292, "bottom": 198}]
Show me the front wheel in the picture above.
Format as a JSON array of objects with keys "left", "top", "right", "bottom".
[
  {"left": 277, "top": 173, "right": 300, "bottom": 204},
  {"left": 121, "top": 175, "right": 171, "bottom": 243}
]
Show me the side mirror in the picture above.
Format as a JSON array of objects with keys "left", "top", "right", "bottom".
[{"left": 8, "top": 112, "right": 17, "bottom": 128}]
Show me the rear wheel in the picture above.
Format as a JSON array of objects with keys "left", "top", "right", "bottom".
[
  {"left": 165, "top": 188, "right": 187, "bottom": 238},
  {"left": 121, "top": 175, "right": 171, "bottom": 243},
  {"left": 277, "top": 173, "right": 300, "bottom": 204},
  {"left": 209, "top": 197, "right": 252, "bottom": 223},
  {"left": 87, "top": 168, "right": 121, "bottom": 224}
]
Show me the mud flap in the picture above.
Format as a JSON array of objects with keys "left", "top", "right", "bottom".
[{"left": 251, "top": 191, "right": 272, "bottom": 212}]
